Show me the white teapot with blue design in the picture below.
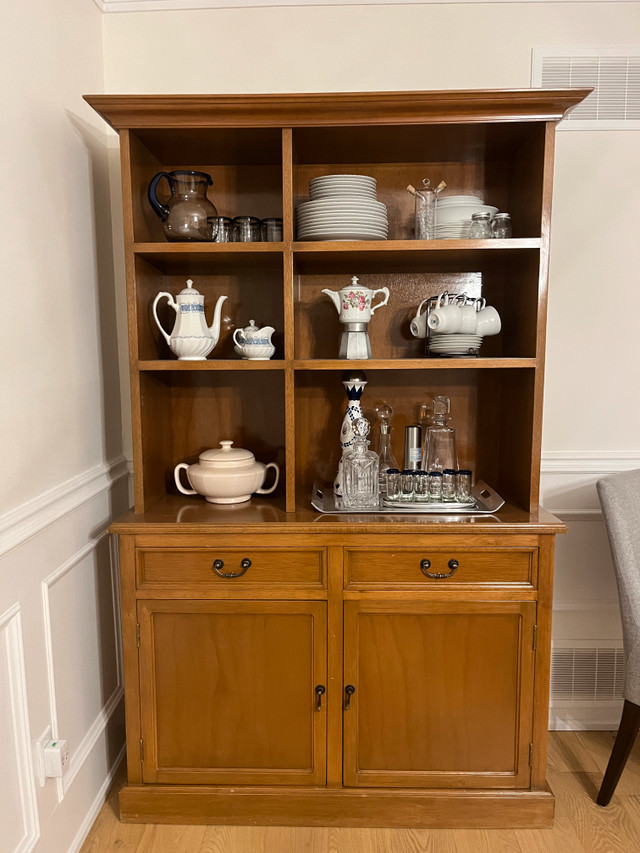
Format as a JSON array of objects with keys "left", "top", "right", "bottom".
[{"left": 152, "top": 279, "right": 227, "bottom": 360}]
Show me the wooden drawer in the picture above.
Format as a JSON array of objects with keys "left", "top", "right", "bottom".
[
  {"left": 344, "top": 547, "right": 536, "bottom": 589},
  {"left": 137, "top": 547, "right": 326, "bottom": 589}
]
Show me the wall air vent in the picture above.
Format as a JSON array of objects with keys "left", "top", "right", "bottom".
[
  {"left": 532, "top": 47, "right": 640, "bottom": 129},
  {"left": 550, "top": 646, "right": 624, "bottom": 701}
]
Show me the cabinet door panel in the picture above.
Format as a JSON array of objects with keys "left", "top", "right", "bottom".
[
  {"left": 138, "top": 600, "right": 326, "bottom": 785},
  {"left": 343, "top": 600, "right": 535, "bottom": 788}
]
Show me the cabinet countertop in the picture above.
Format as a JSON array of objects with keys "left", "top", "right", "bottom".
[{"left": 109, "top": 495, "right": 566, "bottom": 536}]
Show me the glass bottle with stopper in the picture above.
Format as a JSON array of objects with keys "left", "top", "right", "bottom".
[
  {"left": 423, "top": 396, "right": 458, "bottom": 475},
  {"left": 342, "top": 417, "right": 380, "bottom": 508},
  {"left": 334, "top": 371, "right": 367, "bottom": 496},
  {"left": 373, "top": 402, "right": 399, "bottom": 496}
]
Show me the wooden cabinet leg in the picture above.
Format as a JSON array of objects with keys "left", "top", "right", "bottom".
[{"left": 597, "top": 699, "right": 640, "bottom": 806}]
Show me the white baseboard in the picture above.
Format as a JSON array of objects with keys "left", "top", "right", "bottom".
[{"left": 66, "top": 745, "right": 125, "bottom": 853}]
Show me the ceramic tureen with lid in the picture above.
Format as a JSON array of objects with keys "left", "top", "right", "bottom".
[{"left": 174, "top": 441, "right": 280, "bottom": 504}]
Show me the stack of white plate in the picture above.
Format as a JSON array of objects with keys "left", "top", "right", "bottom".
[
  {"left": 428, "top": 334, "right": 482, "bottom": 357},
  {"left": 297, "top": 175, "right": 388, "bottom": 241},
  {"left": 435, "top": 195, "right": 498, "bottom": 240}
]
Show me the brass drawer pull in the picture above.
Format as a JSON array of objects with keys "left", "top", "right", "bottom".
[
  {"left": 315, "top": 684, "right": 326, "bottom": 711},
  {"left": 212, "top": 558, "right": 252, "bottom": 578},
  {"left": 420, "top": 558, "right": 459, "bottom": 579}
]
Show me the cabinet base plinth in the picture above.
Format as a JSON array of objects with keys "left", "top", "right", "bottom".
[{"left": 119, "top": 784, "right": 555, "bottom": 828}]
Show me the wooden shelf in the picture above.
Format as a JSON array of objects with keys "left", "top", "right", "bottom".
[
  {"left": 293, "top": 358, "right": 537, "bottom": 370},
  {"left": 293, "top": 239, "right": 540, "bottom": 273},
  {"left": 133, "top": 243, "right": 284, "bottom": 274},
  {"left": 138, "top": 360, "right": 287, "bottom": 371}
]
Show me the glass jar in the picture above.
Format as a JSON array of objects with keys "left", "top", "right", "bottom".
[
  {"left": 468, "top": 212, "right": 492, "bottom": 239},
  {"left": 342, "top": 418, "right": 379, "bottom": 508},
  {"left": 491, "top": 212, "right": 512, "bottom": 239},
  {"left": 428, "top": 471, "right": 443, "bottom": 502},
  {"left": 233, "top": 216, "right": 262, "bottom": 242},
  {"left": 213, "top": 216, "right": 233, "bottom": 243},
  {"left": 261, "top": 217, "right": 283, "bottom": 242},
  {"left": 442, "top": 469, "right": 457, "bottom": 502},
  {"left": 456, "top": 469, "right": 473, "bottom": 503}
]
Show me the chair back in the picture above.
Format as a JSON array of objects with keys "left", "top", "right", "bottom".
[{"left": 597, "top": 468, "right": 640, "bottom": 705}]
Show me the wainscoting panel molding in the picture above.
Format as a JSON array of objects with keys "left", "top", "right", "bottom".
[{"left": 0, "top": 604, "right": 40, "bottom": 853}]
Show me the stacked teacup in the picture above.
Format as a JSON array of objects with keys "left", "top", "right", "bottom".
[{"left": 425, "top": 293, "right": 501, "bottom": 357}]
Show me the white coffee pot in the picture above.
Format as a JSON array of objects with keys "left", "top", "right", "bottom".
[
  {"left": 152, "top": 279, "right": 227, "bottom": 360},
  {"left": 322, "top": 276, "right": 390, "bottom": 324},
  {"left": 174, "top": 441, "right": 280, "bottom": 504}
]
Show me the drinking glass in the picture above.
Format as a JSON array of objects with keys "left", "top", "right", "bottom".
[
  {"left": 456, "top": 469, "right": 473, "bottom": 502},
  {"left": 442, "top": 469, "right": 457, "bottom": 502},
  {"left": 261, "top": 217, "right": 283, "bottom": 242},
  {"left": 428, "top": 471, "right": 443, "bottom": 502},
  {"left": 233, "top": 216, "right": 261, "bottom": 242},
  {"left": 213, "top": 216, "right": 233, "bottom": 242}
]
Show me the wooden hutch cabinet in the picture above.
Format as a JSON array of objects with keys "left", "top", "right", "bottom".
[{"left": 87, "top": 89, "right": 587, "bottom": 827}]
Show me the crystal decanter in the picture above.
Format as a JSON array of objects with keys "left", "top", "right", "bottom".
[{"left": 342, "top": 418, "right": 379, "bottom": 508}]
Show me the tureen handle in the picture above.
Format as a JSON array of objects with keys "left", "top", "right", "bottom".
[
  {"left": 174, "top": 463, "right": 198, "bottom": 495},
  {"left": 255, "top": 462, "right": 280, "bottom": 495}
]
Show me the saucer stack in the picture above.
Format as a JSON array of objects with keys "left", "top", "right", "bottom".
[
  {"left": 435, "top": 195, "right": 498, "bottom": 239},
  {"left": 428, "top": 333, "right": 482, "bottom": 357},
  {"left": 297, "top": 175, "right": 388, "bottom": 241}
]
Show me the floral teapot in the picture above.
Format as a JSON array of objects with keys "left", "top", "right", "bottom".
[
  {"left": 232, "top": 320, "right": 276, "bottom": 360},
  {"left": 322, "top": 276, "right": 389, "bottom": 324},
  {"left": 152, "top": 279, "right": 227, "bottom": 360}
]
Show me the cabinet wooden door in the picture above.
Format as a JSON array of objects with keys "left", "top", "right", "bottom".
[
  {"left": 138, "top": 600, "right": 327, "bottom": 785},
  {"left": 343, "top": 600, "right": 536, "bottom": 788}
]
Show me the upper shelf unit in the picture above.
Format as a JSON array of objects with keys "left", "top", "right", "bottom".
[{"left": 86, "top": 89, "right": 589, "bottom": 514}]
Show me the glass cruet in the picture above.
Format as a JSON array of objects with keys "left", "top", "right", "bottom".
[
  {"left": 342, "top": 418, "right": 380, "bottom": 508},
  {"left": 373, "top": 402, "right": 399, "bottom": 496},
  {"left": 424, "top": 396, "right": 458, "bottom": 474}
]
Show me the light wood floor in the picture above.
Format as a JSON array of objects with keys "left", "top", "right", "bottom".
[{"left": 80, "top": 731, "right": 640, "bottom": 853}]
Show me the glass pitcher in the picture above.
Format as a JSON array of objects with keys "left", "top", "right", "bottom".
[{"left": 147, "top": 170, "right": 218, "bottom": 242}]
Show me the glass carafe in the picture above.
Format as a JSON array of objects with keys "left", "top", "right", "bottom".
[
  {"left": 424, "top": 396, "right": 458, "bottom": 474},
  {"left": 373, "top": 402, "right": 399, "bottom": 496},
  {"left": 148, "top": 170, "right": 218, "bottom": 242}
]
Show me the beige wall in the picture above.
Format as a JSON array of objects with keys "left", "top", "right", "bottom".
[
  {"left": 1, "top": 3, "right": 129, "bottom": 852},
  {"left": 1, "top": 0, "right": 123, "bottom": 515},
  {"left": 102, "top": 2, "right": 640, "bottom": 454}
]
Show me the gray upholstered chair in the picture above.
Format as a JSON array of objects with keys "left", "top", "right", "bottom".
[{"left": 596, "top": 468, "right": 640, "bottom": 806}]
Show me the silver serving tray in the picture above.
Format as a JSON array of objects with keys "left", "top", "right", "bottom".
[{"left": 311, "top": 480, "right": 505, "bottom": 514}]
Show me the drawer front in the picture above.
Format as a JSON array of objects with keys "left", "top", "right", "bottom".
[
  {"left": 344, "top": 547, "right": 536, "bottom": 588},
  {"left": 137, "top": 548, "right": 326, "bottom": 589}
]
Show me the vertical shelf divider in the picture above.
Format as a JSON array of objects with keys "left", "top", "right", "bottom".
[{"left": 282, "top": 128, "right": 297, "bottom": 511}]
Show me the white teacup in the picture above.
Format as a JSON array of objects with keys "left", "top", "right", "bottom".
[
  {"left": 476, "top": 305, "right": 501, "bottom": 337},
  {"left": 459, "top": 304, "right": 479, "bottom": 334},
  {"left": 427, "top": 293, "right": 463, "bottom": 333},
  {"left": 410, "top": 298, "right": 429, "bottom": 339}
]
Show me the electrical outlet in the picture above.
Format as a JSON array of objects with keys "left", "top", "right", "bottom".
[{"left": 43, "top": 739, "right": 69, "bottom": 778}]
